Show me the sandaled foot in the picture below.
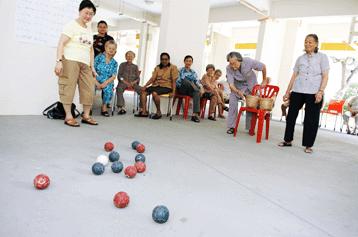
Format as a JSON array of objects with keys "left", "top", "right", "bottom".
[
  {"left": 227, "top": 128, "right": 234, "bottom": 134},
  {"left": 134, "top": 112, "right": 149, "bottom": 117},
  {"left": 208, "top": 116, "right": 216, "bottom": 121},
  {"left": 304, "top": 147, "right": 313, "bottom": 153},
  {"left": 101, "top": 111, "right": 110, "bottom": 117},
  {"left": 278, "top": 141, "right": 292, "bottom": 147},
  {"left": 218, "top": 114, "right": 226, "bottom": 119},
  {"left": 191, "top": 116, "right": 200, "bottom": 123},
  {"left": 81, "top": 116, "right": 98, "bottom": 125},
  {"left": 64, "top": 118, "right": 80, "bottom": 127},
  {"left": 150, "top": 113, "right": 162, "bottom": 120}
]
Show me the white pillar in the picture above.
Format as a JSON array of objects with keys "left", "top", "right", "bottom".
[
  {"left": 137, "top": 22, "right": 149, "bottom": 85},
  {"left": 157, "top": 0, "right": 210, "bottom": 73}
]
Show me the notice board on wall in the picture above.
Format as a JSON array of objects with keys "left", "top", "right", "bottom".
[{"left": 15, "top": 0, "right": 80, "bottom": 47}]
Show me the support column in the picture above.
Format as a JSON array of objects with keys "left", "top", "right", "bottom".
[
  {"left": 157, "top": 0, "right": 210, "bottom": 73},
  {"left": 137, "top": 22, "right": 149, "bottom": 85}
]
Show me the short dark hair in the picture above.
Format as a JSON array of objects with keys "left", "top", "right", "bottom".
[
  {"left": 206, "top": 64, "right": 215, "bottom": 71},
  {"left": 160, "top": 52, "right": 170, "bottom": 60},
  {"left": 79, "top": 0, "right": 96, "bottom": 14},
  {"left": 305, "top": 34, "right": 319, "bottom": 53},
  {"left": 215, "top": 69, "right": 222, "bottom": 74},
  {"left": 226, "top": 51, "right": 243, "bottom": 62},
  {"left": 97, "top": 20, "right": 108, "bottom": 27},
  {"left": 158, "top": 52, "right": 171, "bottom": 69},
  {"left": 184, "top": 55, "right": 193, "bottom": 61}
]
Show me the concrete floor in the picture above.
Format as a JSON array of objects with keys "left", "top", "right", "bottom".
[{"left": 0, "top": 109, "right": 357, "bottom": 237}]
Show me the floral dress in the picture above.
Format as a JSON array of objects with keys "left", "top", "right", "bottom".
[{"left": 94, "top": 53, "right": 118, "bottom": 104}]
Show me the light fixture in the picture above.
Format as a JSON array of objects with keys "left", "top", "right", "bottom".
[{"left": 144, "top": 0, "right": 155, "bottom": 4}]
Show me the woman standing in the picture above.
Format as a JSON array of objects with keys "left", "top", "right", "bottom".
[
  {"left": 279, "top": 34, "right": 329, "bottom": 153},
  {"left": 54, "top": 0, "right": 98, "bottom": 127}
]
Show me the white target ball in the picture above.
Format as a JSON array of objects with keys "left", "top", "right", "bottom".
[{"left": 96, "top": 154, "right": 109, "bottom": 166}]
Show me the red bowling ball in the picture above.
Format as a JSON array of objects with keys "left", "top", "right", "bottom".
[
  {"left": 136, "top": 144, "right": 145, "bottom": 153},
  {"left": 33, "top": 174, "right": 50, "bottom": 190},
  {"left": 113, "top": 191, "right": 130, "bottom": 208},
  {"left": 135, "top": 161, "right": 146, "bottom": 173},
  {"left": 124, "top": 166, "right": 137, "bottom": 178},
  {"left": 104, "top": 142, "right": 114, "bottom": 152}
]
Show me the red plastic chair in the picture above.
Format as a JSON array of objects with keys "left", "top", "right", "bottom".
[
  {"left": 234, "top": 84, "right": 279, "bottom": 143},
  {"left": 319, "top": 99, "right": 345, "bottom": 131},
  {"left": 171, "top": 93, "right": 192, "bottom": 120}
]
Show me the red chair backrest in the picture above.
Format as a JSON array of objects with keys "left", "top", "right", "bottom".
[
  {"left": 251, "top": 84, "right": 279, "bottom": 98},
  {"left": 326, "top": 100, "right": 345, "bottom": 114}
]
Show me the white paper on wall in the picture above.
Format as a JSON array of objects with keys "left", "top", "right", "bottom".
[{"left": 15, "top": 0, "right": 80, "bottom": 47}]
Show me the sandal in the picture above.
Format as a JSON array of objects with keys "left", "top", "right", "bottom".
[
  {"left": 150, "top": 113, "right": 162, "bottom": 120},
  {"left": 118, "top": 109, "right": 127, "bottom": 115},
  {"left": 304, "top": 147, "right": 313, "bottom": 153},
  {"left": 218, "top": 114, "right": 225, "bottom": 119},
  {"left": 227, "top": 128, "right": 234, "bottom": 134},
  {"left": 134, "top": 112, "right": 149, "bottom": 117},
  {"left": 208, "top": 116, "right": 216, "bottom": 121},
  {"left": 278, "top": 141, "right": 292, "bottom": 147},
  {"left": 81, "top": 116, "right": 98, "bottom": 125},
  {"left": 101, "top": 111, "right": 110, "bottom": 117},
  {"left": 64, "top": 118, "right": 80, "bottom": 127}
]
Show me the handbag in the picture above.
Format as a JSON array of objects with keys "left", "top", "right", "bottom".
[{"left": 43, "top": 102, "right": 80, "bottom": 119}]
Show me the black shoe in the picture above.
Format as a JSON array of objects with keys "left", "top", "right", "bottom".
[
  {"left": 191, "top": 116, "right": 200, "bottom": 123},
  {"left": 224, "top": 106, "right": 229, "bottom": 112},
  {"left": 134, "top": 112, "right": 149, "bottom": 117},
  {"left": 101, "top": 111, "right": 110, "bottom": 117},
  {"left": 226, "top": 128, "right": 234, "bottom": 134},
  {"left": 208, "top": 116, "right": 216, "bottom": 121},
  {"left": 150, "top": 114, "right": 162, "bottom": 120}
]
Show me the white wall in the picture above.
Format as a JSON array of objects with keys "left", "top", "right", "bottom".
[{"left": 0, "top": 1, "right": 59, "bottom": 115}]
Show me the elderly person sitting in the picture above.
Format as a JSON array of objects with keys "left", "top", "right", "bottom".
[
  {"left": 201, "top": 64, "right": 219, "bottom": 121},
  {"left": 343, "top": 95, "right": 358, "bottom": 134},
  {"left": 225, "top": 51, "right": 267, "bottom": 134},
  {"left": 135, "top": 52, "right": 178, "bottom": 120},
  {"left": 116, "top": 51, "right": 141, "bottom": 115}
]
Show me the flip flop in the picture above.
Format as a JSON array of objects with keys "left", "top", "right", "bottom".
[
  {"left": 278, "top": 141, "right": 292, "bottom": 147},
  {"left": 81, "top": 116, "right": 98, "bottom": 125}
]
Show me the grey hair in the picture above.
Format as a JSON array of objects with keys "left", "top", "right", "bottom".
[{"left": 226, "top": 51, "right": 243, "bottom": 62}]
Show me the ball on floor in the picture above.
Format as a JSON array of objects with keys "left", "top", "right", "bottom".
[
  {"left": 131, "top": 141, "right": 140, "bottom": 150},
  {"left": 113, "top": 191, "right": 130, "bottom": 208},
  {"left": 135, "top": 154, "right": 146, "bottom": 163},
  {"left": 136, "top": 144, "right": 145, "bottom": 153},
  {"left": 109, "top": 151, "right": 120, "bottom": 162},
  {"left": 92, "top": 162, "right": 105, "bottom": 175},
  {"left": 104, "top": 142, "right": 114, "bottom": 152},
  {"left": 33, "top": 174, "right": 50, "bottom": 190},
  {"left": 134, "top": 161, "right": 146, "bottom": 173},
  {"left": 152, "top": 205, "right": 169, "bottom": 224},
  {"left": 124, "top": 166, "right": 137, "bottom": 178},
  {"left": 111, "top": 161, "right": 124, "bottom": 173},
  {"left": 96, "top": 154, "right": 109, "bottom": 166}
]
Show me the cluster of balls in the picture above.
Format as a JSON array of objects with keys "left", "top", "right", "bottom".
[{"left": 91, "top": 141, "right": 146, "bottom": 177}]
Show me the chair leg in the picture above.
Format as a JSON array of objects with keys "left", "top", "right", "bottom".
[
  {"left": 265, "top": 113, "right": 270, "bottom": 140},
  {"left": 167, "top": 97, "right": 171, "bottom": 117},
  {"left": 112, "top": 92, "right": 117, "bottom": 116},
  {"left": 256, "top": 110, "right": 265, "bottom": 143},
  {"left": 334, "top": 115, "right": 338, "bottom": 131},
  {"left": 249, "top": 112, "right": 257, "bottom": 136},
  {"left": 184, "top": 97, "right": 190, "bottom": 120},
  {"left": 234, "top": 110, "right": 243, "bottom": 137},
  {"left": 176, "top": 98, "right": 182, "bottom": 116}
]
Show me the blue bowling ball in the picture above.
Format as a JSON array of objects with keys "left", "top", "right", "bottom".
[
  {"left": 135, "top": 154, "right": 146, "bottom": 163},
  {"left": 109, "top": 151, "right": 120, "bottom": 162},
  {"left": 131, "top": 141, "right": 140, "bottom": 150},
  {"left": 111, "top": 161, "right": 124, "bottom": 173},
  {"left": 92, "top": 162, "right": 105, "bottom": 175},
  {"left": 152, "top": 205, "right": 169, "bottom": 224}
]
